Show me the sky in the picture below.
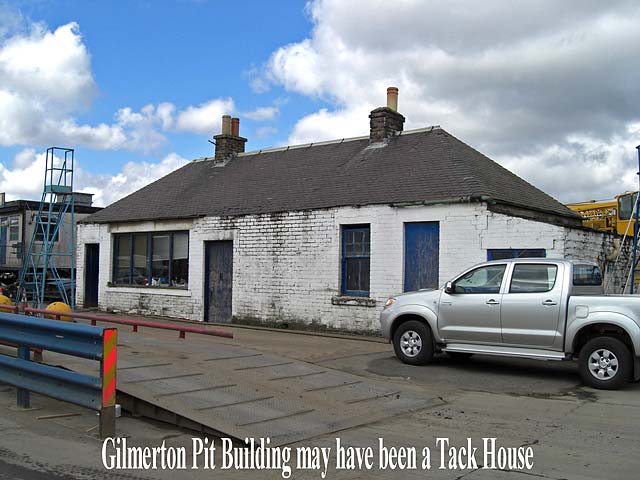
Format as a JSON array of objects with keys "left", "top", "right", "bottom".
[{"left": 0, "top": 0, "right": 639, "bottom": 207}]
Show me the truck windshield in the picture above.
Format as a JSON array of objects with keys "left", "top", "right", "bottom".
[{"left": 573, "top": 264, "right": 602, "bottom": 286}]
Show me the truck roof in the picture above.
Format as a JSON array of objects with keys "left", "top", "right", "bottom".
[{"left": 482, "top": 258, "right": 599, "bottom": 267}]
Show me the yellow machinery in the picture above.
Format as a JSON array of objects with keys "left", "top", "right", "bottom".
[
  {"left": 566, "top": 199, "right": 618, "bottom": 233},
  {"left": 567, "top": 192, "right": 638, "bottom": 236}
]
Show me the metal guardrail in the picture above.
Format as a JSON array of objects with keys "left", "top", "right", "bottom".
[
  {"left": 24, "top": 307, "right": 234, "bottom": 339},
  {"left": 0, "top": 312, "right": 117, "bottom": 438},
  {"left": 0, "top": 305, "right": 42, "bottom": 362},
  {"left": 0, "top": 305, "right": 19, "bottom": 314}
]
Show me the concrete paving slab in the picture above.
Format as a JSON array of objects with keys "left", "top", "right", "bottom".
[{"left": 43, "top": 321, "right": 439, "bottom": 446}]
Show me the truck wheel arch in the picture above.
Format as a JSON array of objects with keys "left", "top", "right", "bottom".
[
  {"left": 390, "top": 311, "right": 437, "bottom": 343},
  {"left": 572, "top": 322, "right": 636, "bottom": 357}
]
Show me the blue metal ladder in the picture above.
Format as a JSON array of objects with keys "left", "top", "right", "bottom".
[{"left": 16, "top": 147, "right": 76, "bottom": 308}]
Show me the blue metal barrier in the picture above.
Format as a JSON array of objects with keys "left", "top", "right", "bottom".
[{"left": 0, "top": 312, "right": 117, "bottom": 438}]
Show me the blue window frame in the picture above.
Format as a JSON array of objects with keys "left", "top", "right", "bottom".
[
  {"left": 341, "top": 225, "right": 370, "bottom": 296},
  {"left": 487, "top": 248, "right": 546, "bottom": 261}
]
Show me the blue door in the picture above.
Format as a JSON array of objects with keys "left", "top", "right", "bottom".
[{"left": 404, "top": 222, "right": 439, "bottom": 292}]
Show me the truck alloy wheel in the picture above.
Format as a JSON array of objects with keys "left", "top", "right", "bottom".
[
  {"left": 588, "top": 348, "right": 618, "bottom": 380},
  {"left": 393, "top": 320, "right": 434, "bottom": 365},
  {"left": 400, "top": 330, "right": 422, "bottom": 357},
  {"left": 578, "top": 337, "right": 632, "bottom": 390}
]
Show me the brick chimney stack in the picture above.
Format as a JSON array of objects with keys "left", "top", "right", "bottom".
[
  {"left": 369, "top": 87, "right": 405, "bottom": 143},
  {"left": 213, "top": 115, "right": 247, "bottom": 160}
]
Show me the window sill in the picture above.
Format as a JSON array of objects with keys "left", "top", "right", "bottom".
[
  {"left": 331, "top": 295, "right": 377, "bottom": 307},
  {"left": 105, "top": 284, "right": 191, "bottom": 297},
  {"left": 107, "top": 283, "right": 188, "bottom": 290}
]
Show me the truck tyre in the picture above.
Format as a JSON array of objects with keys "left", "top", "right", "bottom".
[
  {"left": 578, "top": 336, "right": 632, "bottom": 390},
  {"left": 393, "top": 320, "right": 434, "bottom": 365}
]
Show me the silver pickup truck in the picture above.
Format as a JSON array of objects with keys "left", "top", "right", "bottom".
[{"left": 380, "top": 258, "right": 640, "bottom": 389}]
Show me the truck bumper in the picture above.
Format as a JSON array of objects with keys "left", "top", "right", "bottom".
[{"left": 379, "top": 307, "right": 394, "bottom": 341}]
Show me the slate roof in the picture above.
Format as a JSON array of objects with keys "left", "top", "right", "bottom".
[{"left": 84, "top": 127, "right": 579, "bottom": 224}]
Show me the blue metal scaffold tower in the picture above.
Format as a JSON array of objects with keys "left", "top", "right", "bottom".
[
  {"left": 16, "top": 147, "right": 76, "bottom": 308},
  {"left": 631, "top": 145, "right": 640, "bottom": 294}
]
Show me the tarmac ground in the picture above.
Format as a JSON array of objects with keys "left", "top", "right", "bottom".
[{"left": 1, "top": 318, "right": 639, "bottom": 479}]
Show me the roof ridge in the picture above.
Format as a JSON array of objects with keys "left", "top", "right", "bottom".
[{"left": 227, "top": 125, "right": 443, "bottom": 158}]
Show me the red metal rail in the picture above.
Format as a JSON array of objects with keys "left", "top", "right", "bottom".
[
  {"left": 23, "top": 308, "right": 233, "bottom": 339},
  {"left": 0, "top": 305, "right": 19, "bottom": 314}
]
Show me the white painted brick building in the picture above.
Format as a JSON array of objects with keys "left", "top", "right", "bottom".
[
  {"left": 77, "top": 204, "right": 626, "bottom": 333},
  {"left": 76, "top": 91, "right": 627, "bottom": 332}
]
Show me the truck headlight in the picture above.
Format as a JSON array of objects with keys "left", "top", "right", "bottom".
[{"left": 384, "top": 298, "right": 396, "bottom": 308}]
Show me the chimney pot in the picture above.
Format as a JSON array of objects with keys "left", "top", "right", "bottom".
[
  {"left": 387, "top": 86, "right": 399, "bottom": 111},
  {"left": 221, "top": 115, "right": 232, "bottom": 135},
  {"left": 231, "top": 117, "right": 240, "bottom": 137}
]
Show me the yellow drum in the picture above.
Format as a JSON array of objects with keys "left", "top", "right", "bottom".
[
  {"left": 0, "top": 295, "right": 13, "bottom": 312},
  {"left": 45, "top": 302, "right": 73, "bottom": 321}
]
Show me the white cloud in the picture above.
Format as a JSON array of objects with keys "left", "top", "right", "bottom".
[
  {"left": 0, "top": 21, "right": 156, "bottom": 152},
  {"left": 287, "top": 105, "right": 371, "bottom": 145},
  {"left": 155, "top": 102, "right": 176, "bottom": 130},
  {"left": 1, "top": 148, "right": 189, "bottom": 207},
  {"left": 112, "top": 103, "right": 175, "bottom": 154},
  {"left": 0, "top": 148, "right": 47, "bottom": 200},
  {"left": 79, "top": 152, "right": 190, "bottom": 206},
  {"left": 267, "top": 39, "right": 322, "bottom": 96},
  {"left": 254, "top": 126, "right": 278, "bottom": 139},
  {"left": 0, "top": 22, "right": 106, "bottom": 147},
  {"left": 0, "top": 2, "right": 25, "bottom": 40},
  {"left": 261, "top": 0, "right": 640, "bottom": 202},
  {"left": 0, "top": 21, "right": 95, "bottom": 108},
  {"left": 12, "top": 147, "right": 36, "bottom": 169},
  {"left": 250, "top": 75, "right": 270, "bottom": 94},
  {"left": 243, "top": 106, "right": 279, "bottom": 121},
  {"left": 175, "top": 98, "right": 235, "bottom": 135},
  {"left": 0, "top": 20, "right": 238, "bottom": 152},
  {"left": 499, "top": 123, "right": 640, "bottom": 202}
]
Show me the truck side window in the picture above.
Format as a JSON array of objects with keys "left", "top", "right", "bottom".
[
  {"left": 509, "top": 264, "right": 557, "bottom": 293},
  {"left": 573, "top": 264, "right": 602, "bottom": 286},
  {"left": 453, "top": 265, "right": 506, "bottom": 294}
]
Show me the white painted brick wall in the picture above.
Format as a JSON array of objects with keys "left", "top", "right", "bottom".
[
  {"left": 76, "top": 203, "right": 622, "bottom": 332},
  {"left": 563, "top": 228, "right": 630, "bottom": 293}
]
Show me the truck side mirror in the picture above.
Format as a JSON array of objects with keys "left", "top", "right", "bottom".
[{"left": 444, "top": 282, "right": 454, "bottom": 294}]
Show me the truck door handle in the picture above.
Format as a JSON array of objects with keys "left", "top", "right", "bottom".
[
  {"left": 542, "top": 300, "right": 557, "bottom": 306},
  {"left": 486, "top": 299, "right": 500, "bottom": 305}
]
